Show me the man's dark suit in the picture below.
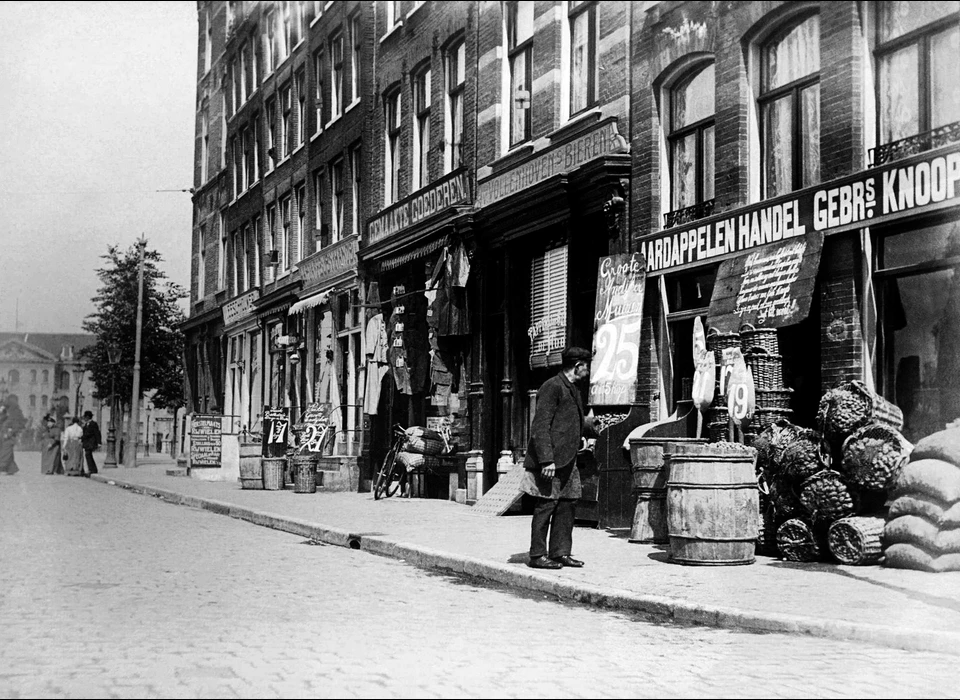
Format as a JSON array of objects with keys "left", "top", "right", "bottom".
[{"left": 81, "top": 419, "right": 101, "bottom": 476}]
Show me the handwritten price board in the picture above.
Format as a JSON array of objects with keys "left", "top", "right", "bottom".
[
  {"left": 708, "top": 232, "right": 823, "bottom": 333},
  {"left": 262, "top": 407, "right": 290, "bottom": 458},
  {"left": 589, "top": 253, "right": 646, "bottom": 406},
  {"left": 295, "top": 402, "right": 333, "bottom": 454},
  {"left": 190, "top": 414, "right": 222, "bottom": 467}
]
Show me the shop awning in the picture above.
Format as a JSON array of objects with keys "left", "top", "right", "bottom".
[{"left": 288, "top": 286, "right": 338, "bottom": 316}]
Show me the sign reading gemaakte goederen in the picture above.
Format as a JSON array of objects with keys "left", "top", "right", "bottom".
[
  {"left": 639, "top": 144, "right": 960, "bottom": 273},
  {"left": 190, "top": 414, "right": 222, "bottom": 467},
  {"left": 708, "top": 232, "right": 823, "bottom": 332},
  {"left": 588, "top": 253, "right": 646, "bottom": 406}
]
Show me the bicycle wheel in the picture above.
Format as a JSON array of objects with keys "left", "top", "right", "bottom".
[
  {"left": 382, "top": 457, "right": 405, "bottom": 498},
  {"left": 373, "top": 443, "right": 400, "bottom": 500}
]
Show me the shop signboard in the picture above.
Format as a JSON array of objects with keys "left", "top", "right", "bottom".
[
  {"left": 707, "top": 232, "right": 823, "bottom": 332},
  {"left": 639, "top": 144, "right": 960, "bottom": 273},
  {"left": 261, "top": 407, "right": 289, "bottom": 458},
  {"left": 299, "top": 235, "right": 358, "bottom": 288},
  {"left": 190, "top": 414, "right": 222, "bottom": 467},
  {"left": 222, "top": 289, "right": 259, "bottom": 326},
  {"left": 719, "top": 348, "right": 755, "bottom": 426},
  {"left": 588, "top": 253, "right": 646, "bottom": 406},
  {"left": 368, "top": 170, "right": 471, "bottom": 246},
  {"left": 476, "top": 118, "right": 629, "bottom": 209}
]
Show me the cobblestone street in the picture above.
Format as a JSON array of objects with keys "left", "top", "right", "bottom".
[{"left": 1, "top": 451, "right": 958, "bottom": 699}]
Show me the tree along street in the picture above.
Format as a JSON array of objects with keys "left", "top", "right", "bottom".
[{"left": 1, "top": 451, "right": 957, "bottom": 699}]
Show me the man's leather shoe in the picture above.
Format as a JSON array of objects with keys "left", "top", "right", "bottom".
[
  {"left": 552, "top": 555, "right": 584, "bottom": 568},
  {"left": 529, "top": 555, "right": 562, "bottom": 570}
]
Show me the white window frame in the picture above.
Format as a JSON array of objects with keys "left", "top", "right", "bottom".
[
  {"left": 330, "top": 31, "right": 344, "bottom": 120},
  {"left": 198, "top": 226, "right": 207, "bottom": 298},
  {"left": 350, "top": 13, "right": 362, "bottom": 104},
  {"left": 413, "top": 65, "right": 431, "bottom": 190},
  {"left": 295, "top": 67, "right": 306, "bottom": 148},
  {"left": 281, "top": 83, "right": 292, "bottom": 159},
  {"left": 314, "top": 49, "right": 324, "bottom": 136},
  {"left": 266, "top": 205, "right": 278, "bottom": 282},
  {"left": 444, "top": 40, "right": 465, "bottom": 173},
  {"left": 218, "top": 213, "right": 228, "bottom": 290},
  {"left": 200, "top": 110, "right": 209, "bottom": 184},
  {"left": 567, "top": 1, "right": 598, "bottom": 118},
  {"left": 253, "top": 215, "right": 262, "bottom": 287},
  {"left": 296, "top": 183, "right": 306, "bottom": 263},
  {"left": 350, "top": 144, "right": 361, "bottom": 236},
  {"left": 204, "top": 11, "right": 213, "bottom": 73},
  {"left": 280, "top": 195, "right": 292, "bottom": 272},
  {"left": 331, "top": 158, "right": 345, "bottom": 243},
  {"left": 314, "top": 169, "right": 325, "bottom": 252},
  {"left": 506, "top": 1, "right": 534, "bottom": 148},
  {"left": 384, "top": 88, "right": 401, "bottom": 205}
]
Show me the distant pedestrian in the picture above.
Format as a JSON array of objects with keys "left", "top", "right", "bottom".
[
  {"left": 40, "top": 414, "right": 63, "bottom": 475},
  {"left": 521, "top": 346, "right": 596, "bottom": 570},
  {"left": 81, "top": 411, "right": 101, "bottom": 476},
  {"left": 61, "top": 416, "right": 84, "bottom": 477},
  {"left": 0, "top": 394, "right": 26, "bottom": 476}
]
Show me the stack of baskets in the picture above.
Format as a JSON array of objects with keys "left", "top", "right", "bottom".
[
  {"left": 739, "top": 324, "right": 793, "bottom": 441},
  {"left": 706, "top": 330, "right": 741, "bottom": 442}
]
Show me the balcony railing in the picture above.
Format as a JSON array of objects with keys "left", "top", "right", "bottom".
[
  {"left": 663, "top": 199, "right": 716, "bottom": 229},
  {"left": 870, "top": 121, "right": 960, "bottom": 167}
]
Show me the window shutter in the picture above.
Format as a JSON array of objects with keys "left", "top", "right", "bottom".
[{"left": 529, "top": 244, "right": 568, "bottom": 369}]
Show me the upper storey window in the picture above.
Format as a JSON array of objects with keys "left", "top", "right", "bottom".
[
  {"left": 669, "top": 63, "right": 715, "bottom": 213},
  {"left": 569, "top": 1, "right": 597, "bottom": 116},
  {"left": 760, "top": 13, "right": 820, "bottom": 198},
  {"left": 877, "top": 2, "right": 960, "bottom": 149},
  {"left": 507, "top": 1, "right": 534, "bottom": 146}
]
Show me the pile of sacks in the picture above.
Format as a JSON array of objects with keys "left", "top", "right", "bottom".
[
  {"left": 883, "top": 428, "right": 960, "bottom": 572},
  {"left": 396, "top": 426, "right": 452, "bottom": 472}
]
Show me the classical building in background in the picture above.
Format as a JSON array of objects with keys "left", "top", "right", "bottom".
[{"left": 184, "top": 1, "right": 960, "bottom": 506}]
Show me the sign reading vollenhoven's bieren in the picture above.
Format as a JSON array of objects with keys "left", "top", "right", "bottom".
[{"left": 190, "top": 414, "right": 222, "bottom": 468}]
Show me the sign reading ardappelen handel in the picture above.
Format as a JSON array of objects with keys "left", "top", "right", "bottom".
[
  {"left": 476, "top": 118, "right": 628, "bottom": 208},
  {"left": 368, "top": 170, "right": 471, "bottom": 245},
  {"left": 640, "top": 144, "right": 960, "bottom": 273}
]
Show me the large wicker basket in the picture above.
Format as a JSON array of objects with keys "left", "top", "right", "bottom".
[
  {"left": 840, "top": 423, "right": 911, "bottom": 492},
  {"left": 776, "top": 519, "right": 821, "bottom": 562},
  {"left": 261, "top": 457, "right": 286, "bottom": 491},
  {"left": 827, "top": 516, "right": 884, "bottom": 565},
  {"left": 750, "top": 408, "right": 794, "bottom": 432},
  {"left": 817, "top": 380, "right": 904, "bottom": 443},
  {"left": 745, "top": 351, "right": 784, "bottom": 391},
  {"left": 740, "top": 323, "right": 779, "bottom": 355},
  {"left": 756, "top": 388, "right": 794, "bottom": 410}
]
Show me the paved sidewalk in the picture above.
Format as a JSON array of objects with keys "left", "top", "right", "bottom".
[{"left": 91, "top": 456, "right": 960, "bottom": 655}]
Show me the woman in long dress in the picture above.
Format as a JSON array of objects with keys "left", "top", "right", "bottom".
[
  {"left": 0, "top": 395, "right": 26, "bottom": 476},
  {"left": 61, "top": 416, "right": 84, "bottom": 477},
  {"left": 40, "top": 414, "right": 63, "bottom": 475}
]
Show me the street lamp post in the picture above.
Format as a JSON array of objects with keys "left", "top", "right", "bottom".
[{"left": 104, "top": 344, "right": 121, "bottom": 468}]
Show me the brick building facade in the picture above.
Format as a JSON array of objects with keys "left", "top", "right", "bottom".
[{"left": 184, "top": 2, "right": 960, "bottom": 510}]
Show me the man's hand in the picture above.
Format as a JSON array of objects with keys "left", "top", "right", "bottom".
[{"left": 541, "top": 463, "right": 556, "bottom": 478}]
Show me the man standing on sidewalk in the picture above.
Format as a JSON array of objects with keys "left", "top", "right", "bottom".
[
  {"left": 81, "top": 411, "right": 101, "bottom": 476},
  {"left": 521, "top": 346, "right": 594, "bottom": 570}
]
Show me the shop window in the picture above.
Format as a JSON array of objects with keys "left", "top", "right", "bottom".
[
  {"left": 444, "top": 39, "right": 465, "bottom": 173},
  {"left": 568, "top": 1, "right": 597, "bottom": 117},
  {"left": 662, "top": 266, "right": 718, "bottom": 411},
  {"left": 875, "top": 1, "right": 960, "bottom": 162},
  {"left": 337, "top": 289, "right": 362, "bottom": 447},
  {"left": 413, "top": 64, "right": 432, "bottom": 190},
  {"left": 529, "top": 245, "right": 568, "bottom": 369},
  {"left": 760, "top": 13, "right": 820, "bottom": 198},
  {"left": 668, "top": 62, "right": 715, "bottom": 223},
  {"left": 875, "top": 221, "right": 960, "bottom": 442},
  {"left": 384, "top": 87, "right": 402, "bottom": 205},
  {"left": 506, "top": 1, "right": 533, "bottom": 147}
]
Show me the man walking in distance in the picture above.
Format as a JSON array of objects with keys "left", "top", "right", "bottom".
[
  {"left": 81, "top": 410, "right": 102, "bottom": 476},
  {"left": 521, "top": 346, "right": 595, "bottom": 570}
]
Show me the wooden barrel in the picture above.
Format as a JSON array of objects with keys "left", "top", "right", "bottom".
[
  {"left": 665, "top": 441, "right": 759, "bottom": 565},
  {"left": 629, "top": 437, "right": 707, "bottom": 544},
  {"left": 261, "top": 457, "right": 286, "bottom": 491},
  {"left": 239, "top": 442, "right": 263, "bottom": 490},
  {"left": 292, "top": 454, "right": 318, "bottom": 494}
]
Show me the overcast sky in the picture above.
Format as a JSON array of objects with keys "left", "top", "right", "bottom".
[{"left": 0, "top": 1, "right": 197, "bottom": 334}]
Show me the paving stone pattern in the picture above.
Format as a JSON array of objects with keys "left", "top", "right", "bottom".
[{"left": 1, "top": 452, "right": 958, "bottom": 699}]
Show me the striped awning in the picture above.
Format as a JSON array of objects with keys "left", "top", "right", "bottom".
[
  {"left": 368, "top": 236, "right": 447, "bottom": 273},
  {"left": 288, "top": 286, "right": 338, "bottom": 316}
]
